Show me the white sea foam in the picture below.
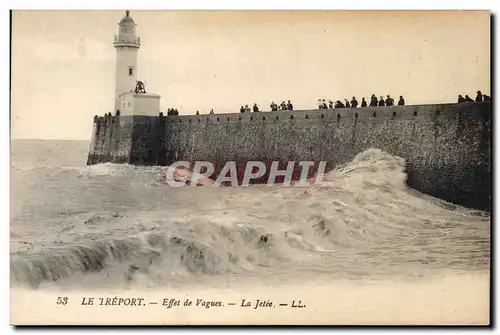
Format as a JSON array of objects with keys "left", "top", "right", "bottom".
[{"left": 10, "top": 140, "right": 490, "bottom": 291}]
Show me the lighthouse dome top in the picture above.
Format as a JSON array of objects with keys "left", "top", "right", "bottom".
[
  {"left": 119, "top": 10, "right": 136, "bottom": 25},
  {"left": 114, "top": 10, "right": 140, "bottom": 48}
]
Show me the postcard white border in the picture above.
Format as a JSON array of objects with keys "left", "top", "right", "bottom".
[{"left": 2, "top": 0, "right": 498, "bottom": 333}]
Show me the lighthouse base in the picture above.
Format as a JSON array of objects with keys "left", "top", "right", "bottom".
[{"left": 117, "top": 92, "right": 161, "bottom": 117}]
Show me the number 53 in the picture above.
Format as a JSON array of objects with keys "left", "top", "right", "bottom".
[{"left": 57, "top": 297, "right": 68, "bottom": 305}]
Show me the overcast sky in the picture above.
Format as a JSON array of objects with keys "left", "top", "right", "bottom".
[{"left": 11, "top": 10, "right": 490, "bottom": 140}]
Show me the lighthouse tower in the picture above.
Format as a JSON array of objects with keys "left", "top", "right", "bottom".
[
  {"left": 113, "top": 10, "right": 160, "bottom": 116},
  {"left": 114, "top": 10, "right": 139, "bottom": 111}
]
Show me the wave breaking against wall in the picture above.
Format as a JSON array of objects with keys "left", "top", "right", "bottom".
[{"left": 87, "top": 102, "right": 491, "bottom": 211}]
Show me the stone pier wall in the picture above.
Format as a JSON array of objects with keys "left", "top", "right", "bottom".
[{"left": 87, "top": 102, "right": 491, "bottom": 211}]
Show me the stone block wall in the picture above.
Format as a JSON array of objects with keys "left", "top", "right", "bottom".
[{"left": 87, "top": 102, "right": 491, "bottom": 211}]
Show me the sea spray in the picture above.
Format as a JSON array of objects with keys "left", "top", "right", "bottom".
[{"left": 11, "top": 144, "right": 490, "bottom": 290}]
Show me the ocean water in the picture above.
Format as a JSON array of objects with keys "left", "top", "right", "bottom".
[{"left": 10, "top": 139, "right": 490, "bottom": 291}]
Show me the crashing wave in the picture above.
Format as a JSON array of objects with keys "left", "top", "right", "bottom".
[{"left": 10, "top": 148, "right": 490, "bottom": 289}]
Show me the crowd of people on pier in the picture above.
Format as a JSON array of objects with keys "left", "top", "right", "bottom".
[
  {"left": 458, "top": 90, "right": 491, "bottom": 104},
  {"left": 166, "top": 108, "right": 180, "bottom": 116},
  {"left": 317, "top": 94, "right": 405, "bottom": 110},
  {"left": 239, "top": 104, "right": 261, "bottom": 113},
  {"left": 200, "top": 94, "right": 406, "bottom": 115},
  {"left": 157, "top": 89, "right": 490, "bottom": 116},
  {"left": 269, "top": 101, "right": 295, "bottom": 111},
  {"left": 235, "top": 101, "right": 296, "bottom": 113}
]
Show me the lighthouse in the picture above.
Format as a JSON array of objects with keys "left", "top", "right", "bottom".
[{"left": 113, "top": 10, "right": 160, "bottom": 116}]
